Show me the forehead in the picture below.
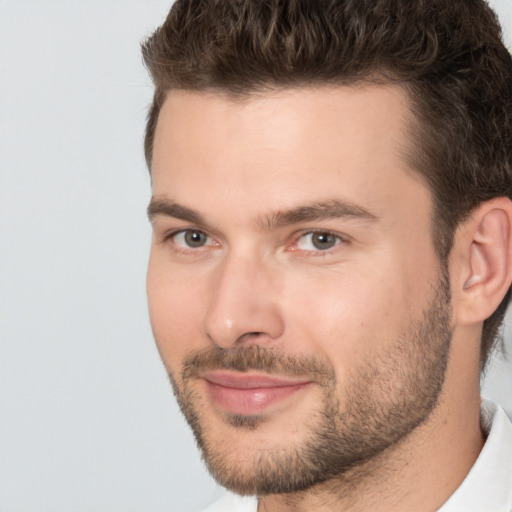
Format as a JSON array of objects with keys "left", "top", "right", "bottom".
[
  {"left": 151, "top": 85, "right": 427, "bottom": 221},
  {"left": 153, "top": 84, "right": 411, "bottom": 161}
]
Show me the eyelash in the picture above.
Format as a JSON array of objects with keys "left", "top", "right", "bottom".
[{"left": 161, "top": 228, "right": 348, "bottom": 255}]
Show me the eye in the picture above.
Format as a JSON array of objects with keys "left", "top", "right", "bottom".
[
  {"left": 172, "top": 229, "right": 212, "bottom": 249},
  {"left": 295, "top": 231, "right": 342, "bottom": 251}
]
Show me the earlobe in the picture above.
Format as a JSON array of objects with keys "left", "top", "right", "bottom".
[{"left": 455, "top": 198, "right": 512, "bottom": 326}]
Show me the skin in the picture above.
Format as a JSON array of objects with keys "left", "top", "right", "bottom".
[{"left": 147, "top": 85, "right": 489, "bottom": 511}]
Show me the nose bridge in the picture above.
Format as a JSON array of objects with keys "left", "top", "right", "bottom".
[{"left": 203, "top": 250, "right": 284, "bottom": 348}]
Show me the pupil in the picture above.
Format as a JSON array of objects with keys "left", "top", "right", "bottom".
[
  {"left": 185, "top": 231, "right": 205, "bottom": 247},
  {"left": 312, "top": 233, "right": 336, "bottom": 250}
]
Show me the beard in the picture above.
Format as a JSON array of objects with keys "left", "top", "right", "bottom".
[{"left": 167, "top": 270, "right": 452, "bottom": 496}]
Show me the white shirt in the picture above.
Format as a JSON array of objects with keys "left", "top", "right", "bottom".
[{"left": 201, "top": 400, "right": 512, "bottom": 512}]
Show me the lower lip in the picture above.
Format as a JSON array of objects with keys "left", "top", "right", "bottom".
[{"left": 205, "top": 381, "right": 311, "bottom": 415}]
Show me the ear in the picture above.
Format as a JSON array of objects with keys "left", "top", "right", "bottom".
[{"left": 452, "top": 197, "right": 512, "bottom": 326}]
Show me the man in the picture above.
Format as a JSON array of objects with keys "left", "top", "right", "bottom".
[{"left": 142, "top": 1, "right": 512, "bottom": 510}]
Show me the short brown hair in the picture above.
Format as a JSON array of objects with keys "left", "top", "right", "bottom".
[{"left": 141, "top": 0, "right": 512, "bottom": 369}]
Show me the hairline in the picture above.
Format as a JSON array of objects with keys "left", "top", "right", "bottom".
[{"left": 145, "top": 72, "right": 411, "bottom": 170}]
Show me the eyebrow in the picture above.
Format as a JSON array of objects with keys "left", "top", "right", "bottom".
[
  {"left": 147, "top": 197, "right": 378, "bottom": 228},
  {"left": 260, "top": 199, "right": 377, "bottom": 229},
  {"left": 147, "top": 198, "right": 204, "bottom": 224}
]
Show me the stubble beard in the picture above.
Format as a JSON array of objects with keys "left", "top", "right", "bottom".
[{"left": 167, "top": 271, "right": 452, "bottom": 496}]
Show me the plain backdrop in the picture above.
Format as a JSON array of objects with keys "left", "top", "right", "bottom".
[{"left": 1, "top": 1, "right": 512, "bottom": 511}]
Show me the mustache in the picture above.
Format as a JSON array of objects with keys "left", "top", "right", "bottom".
[{"left": 181, "top": 345, "right": 335, "bottom": 384}]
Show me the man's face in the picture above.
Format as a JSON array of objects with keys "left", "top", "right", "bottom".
[{"left": 147, "top": 85, "right": 452, "bottom": 494}]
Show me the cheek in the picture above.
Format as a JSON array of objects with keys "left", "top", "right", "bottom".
[
  {"left": 146, "top": 257, "right": 208, "bottom": 368},
  {"left": 280, "top": 266, "right": 418, "bottom": 367}
]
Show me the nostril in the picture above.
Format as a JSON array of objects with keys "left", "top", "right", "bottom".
[{"left": 235, "top": 331, "right": 265, "bottom": 344}]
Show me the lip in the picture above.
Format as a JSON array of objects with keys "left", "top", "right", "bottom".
[{"left": 201, "top": 371, "right": 312, "bottom": 415}]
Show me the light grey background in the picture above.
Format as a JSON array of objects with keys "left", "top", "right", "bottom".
[{"left": 1, "top": 1, "right": 511, "bottom": 511}]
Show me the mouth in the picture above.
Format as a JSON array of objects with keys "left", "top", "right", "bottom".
[{"left": 200, "top": 370, "right": 313, "bottom": 415}]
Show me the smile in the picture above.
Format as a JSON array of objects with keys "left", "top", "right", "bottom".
[{"left": 201, "top": 371, "right": 313, "bottom": 415}]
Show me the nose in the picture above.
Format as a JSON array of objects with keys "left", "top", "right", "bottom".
[{"left": 203, "top": 254, "right": 285, "bottom": 349}]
